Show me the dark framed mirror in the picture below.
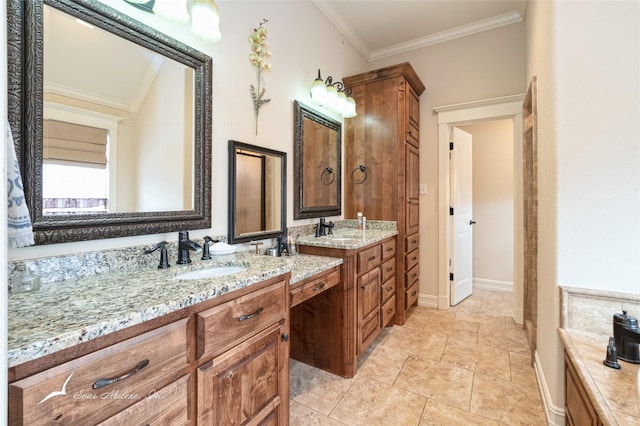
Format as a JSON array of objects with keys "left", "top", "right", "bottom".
[
  {"left": 7, "top": 0, "right": 212, "bottom": 244},
  {"left": 228, "top": 141, "right": 286, "bottom": 244},
  {"left": 293, "top": 101, "right": 341, "bottom": 219}
]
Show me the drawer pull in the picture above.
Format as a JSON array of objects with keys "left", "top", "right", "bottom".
[
  {"left": 368, "top": 256, "right": 376, "bottom": 261},
  {"left": 412, "top": 256, "right": 417, "bottom": 261},
  {"left": 387, "top": 309, "right": 394, "bottom": 314},
  {"left": 411, "top": 291, "right": 417, "bottom": 296},
  {"left": 281, "top": 333, "right": 289, "bottom": 342},
  {"left": 92, "top": 359, "right": 149, "bottom": 389},
  {"left": 412, "top": 273, "right": 417, "bottom": 278},
  {"left": 238, "top": 306, "right": 264, "bottom": 321},
  {"left": 386, "top": 267, "right": 393, "bottom": 272},
  {"left": 312, "top": 282, "right": 326, "bottom": 292},
  {"left": 386, "top": 247, "right": 393, "bottom": 252},
  {"left": 386, "top": 287, "right": 393, "bottom": 292}
]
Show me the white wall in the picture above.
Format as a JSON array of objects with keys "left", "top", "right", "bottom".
[
  {"left": 460, "top": 119, "right": 514, "bottom": 286},
  {"left": 8, "top": 0, "right": 367, "bottom": 260},
  {"left": 368, "top": 23, "right": 526, "bottom": 298},
  {"left": 526, "top": 1, "right": 640, "bottom": 423}
]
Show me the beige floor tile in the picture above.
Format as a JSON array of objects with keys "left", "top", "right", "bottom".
[
  {"left": 419, "top": 398, "right": 502, "bottom": 425},
  {"left": 289, "top": 401, "right": 346, "bottom": 426},
  {"left": 375, "top": 323, "right": 449, "bottom": 361},
  {"left": 441, "top": 338, "right": 511, "bottom": 380},
  {"left": 356, "top": 340, "right": 410, "bottom": 385},
  {"left": 470, "top": 373, "right": 547, "bottom": 425},
  {"left": 289, "top": 359, "right": 354, "bottom": 415},
  {"left": 509, "top": 350, "right": 537, "bottom": 386},
  {"left": 395, "top": 354, "right": 474, "bottom": 410},
  {"left": 329, "top": 376, "right": 426, "bottom": 426},
  {"left": 478, "top": 322, "right": 528, "bottom": 353},
  {"left": 426, "top": 315, "right": 479, "bottom": 343}
]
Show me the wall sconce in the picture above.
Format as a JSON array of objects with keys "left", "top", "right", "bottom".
[
  {"left": 310, "top": 69, "right": 357, "bottom": 118},
  {"left": 124, "top": 0, "right": 221, "bottom": 43}
]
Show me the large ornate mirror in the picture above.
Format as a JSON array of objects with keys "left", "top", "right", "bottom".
[
  {"left": 293, "top": 101, "right": 341, "bottom": 219},
  {"left": 7, "top": 0, "right": 212, "bottom": 244},
  {"left": 228, "top": 141, "right": 286, "bottom": 244}
]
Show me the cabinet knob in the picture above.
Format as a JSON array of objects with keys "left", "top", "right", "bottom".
[{"left": 281, "top": 333, "right": 289, "bottom": 342}]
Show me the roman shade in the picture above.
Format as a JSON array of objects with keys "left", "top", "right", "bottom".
[{"left": 43, "top": 119, "right": 108, "bottom": 167}]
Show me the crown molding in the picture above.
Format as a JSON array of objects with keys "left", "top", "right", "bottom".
[{"left": 313, "top": 3, "right": 524, "bottom": 62}]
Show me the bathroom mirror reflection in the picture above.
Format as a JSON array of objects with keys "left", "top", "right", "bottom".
[
  {"left": 7, "top": 0, "right": 212, "bottom": 244},
  {"left": 293, "top": 101, "right": 341, "bottom": 219},
  {"left": 228, "top": 141, "right": 286, "bottom": 244}
]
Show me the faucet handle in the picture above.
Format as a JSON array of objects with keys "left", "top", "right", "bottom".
[
  {"left": 144, "top": 241, "right": 170, "bottom": 269},
  {"left": 201, "top": 236, "right": 213, "bottom": 260}
]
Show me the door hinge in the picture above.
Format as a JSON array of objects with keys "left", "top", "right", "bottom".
[
  {"left": 449, "top": 273, "right": 454, "bottom": 281},
  {"left": 449, "top": 207, "right": 454, "bottom": 215},
  {"left": 449, "top": 142, "right": 454, "bottom": 150}
]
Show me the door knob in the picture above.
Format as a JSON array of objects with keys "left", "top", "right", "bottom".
[{"left": 469, "top": 220, "right": 476, "bottom": 225}]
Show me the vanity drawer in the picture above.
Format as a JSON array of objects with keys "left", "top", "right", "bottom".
[
  {"left": 406, "top": 282, "right": 419, "bottom": 310},
  {"left": 358, "top": 245, "right": 382, "bottom": 274},
  {"left": 381, "top": 295, "right": 396, "bottom": 327},
  {"left": 9, "top": 319, "right": 188, "bottom": 426},
  {"left": 290, "top": 268, "right": 340, "bottom": 308},
  {"left": 406, "top": 264, "right": 419, "bottom": 289},
  {"left": 406, "top": 248, "right": 419, "bottom": 271},
  {"left": 381, "top": 238, "right": 396, "bottom": 261},
  {"left": 380, "top": 277, "right": 396, "bottom": 304},
  {"left": 197, "top": 280, "right": 286, "bottom": 360},
  {"left": 405, "top": 233, "right": 419, "bottom": 253},
  {"left": 381, "top": 258, "right": 396, "bottom": 283}
]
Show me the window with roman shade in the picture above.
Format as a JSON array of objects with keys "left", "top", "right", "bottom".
[{"left": 43, "top": 119, "right": 108, "bottom": 167}]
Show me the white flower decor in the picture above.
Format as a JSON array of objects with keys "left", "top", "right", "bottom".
[{"left": 249, "top": 19, "right": 271, "bottom": 135}]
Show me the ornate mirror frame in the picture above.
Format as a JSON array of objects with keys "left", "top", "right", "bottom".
[
  {"left": 228, "top": 140, "right": 287, "bottom": 244},
  {"left": 7, "top": 0, "right": 212, "bottom": 244},
  {"left": 293, "top": 101, "right": 342, "bottom": 219}
]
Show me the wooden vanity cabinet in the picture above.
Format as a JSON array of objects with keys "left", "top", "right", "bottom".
[
  {"left": 564, "top": 351, "right": 602, "bottom": 426},
  {"left": 197, "top": 279, "right": 289, "bottom": 425},
  {"left": 8, "top": 274, "right": 290, "bottom": 426},
  {"left": 299, "top": 236, "right": 396, "bottom": 376},
  {"left": 343, "top": 62, "right": 425, "bottom": 325}
]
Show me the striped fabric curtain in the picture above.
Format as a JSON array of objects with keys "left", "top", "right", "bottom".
[{"left": 43, "top": 119, "right": 108, "bottom": 167}]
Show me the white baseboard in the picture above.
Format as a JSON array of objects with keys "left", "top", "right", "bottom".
[
  {"left": 418, "top": 293, "right": 438, "bottom": 309},
  {"left": 473, "top": 278, "right": 513, "bottom": 292},
  {"left": 533, "top": 351, "right": 565, "bottom": 426}
]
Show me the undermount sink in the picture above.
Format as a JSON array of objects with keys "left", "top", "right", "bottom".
[{"left": 174, "top": 266, "right": 246, "bottom": 280}]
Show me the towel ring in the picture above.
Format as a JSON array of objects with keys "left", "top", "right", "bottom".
[
  {"left": 320, "top": 167, "right": 335, "bottom": 185},
  {"left": 351, "top": 165, "right": 368, "bottom": 184}
]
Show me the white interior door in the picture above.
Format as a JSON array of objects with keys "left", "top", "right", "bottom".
[{"left": 450, "top": 127, "right": 474, "bottom": 305}]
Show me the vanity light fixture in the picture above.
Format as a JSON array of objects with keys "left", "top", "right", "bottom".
[
  {"left": 124, "top": 0, "right": 222, "bottom": 43},
  {"left": 310, "top": 69, "right": 357, "bottom": 118}
]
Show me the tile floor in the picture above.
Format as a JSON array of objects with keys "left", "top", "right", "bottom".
[{"left": 289, "top": 288, "right": 547, "bottom": 425}]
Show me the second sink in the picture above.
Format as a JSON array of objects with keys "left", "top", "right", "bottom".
[{"left": 174, "top": 266, "right": 246, "bottom": 280}]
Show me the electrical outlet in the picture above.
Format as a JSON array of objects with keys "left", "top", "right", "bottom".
[{"left": 419, "top": 184, "right": 428, "bottom": 195}]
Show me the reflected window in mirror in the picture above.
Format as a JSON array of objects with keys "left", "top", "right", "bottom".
[
  {"left": 294, "top": 101, "right": 341, "bottom": 219},
  {"left": 7, "top": 0, "right": 212, "bottom": 244},
  {"left": 229, "top": 141, "right": 286, "bottom": 244}
]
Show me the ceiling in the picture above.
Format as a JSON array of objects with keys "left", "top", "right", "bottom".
[{"left": 313, "top": 0, "right": 528, "bottom": 61}]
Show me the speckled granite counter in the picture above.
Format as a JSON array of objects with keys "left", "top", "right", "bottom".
[
  {"left": 560, "top": 329, "right": 640, "bottom": 425},
  {"left": 8, "top": 252, "right": 342, "bottom": 368},
  {"left": 297, "top": 227, "right": 398, "bottom": 250}
]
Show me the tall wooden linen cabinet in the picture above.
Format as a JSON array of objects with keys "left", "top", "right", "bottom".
[{"left": 342, "top": 63, "right": 425, "bottom": 325}]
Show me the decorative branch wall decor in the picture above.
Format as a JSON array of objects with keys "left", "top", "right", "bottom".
[{"left": 248, "top": 18, "right": 271, "bottom": 135}]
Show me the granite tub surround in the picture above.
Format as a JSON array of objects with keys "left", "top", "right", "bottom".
[
  {"left": 296, "top": 221, "right": 398, "bottom": 250},
  {"left": 560, "top": 286, "right": 640, "bottom": 425},
  {"left": 8, "top": 251, "right": 342, "bottom": 368}
]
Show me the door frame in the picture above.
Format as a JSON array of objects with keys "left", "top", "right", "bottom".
[{"left": 434, "top": 94, "right": 525, "bottom": 321}]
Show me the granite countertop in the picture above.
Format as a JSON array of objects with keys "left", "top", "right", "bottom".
[
  {"left": 297, "top": 227, "right": 398, "bottom": 250},
  {"left": 559, "top": 328, "right": 640, "bottom": 425},
  {"left": 8, "top": 252, "right": 342, "bottom": 368}
]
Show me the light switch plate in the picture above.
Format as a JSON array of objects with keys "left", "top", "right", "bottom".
[{"left": 419, "top": 184, "right": 428, "bottom": 195}]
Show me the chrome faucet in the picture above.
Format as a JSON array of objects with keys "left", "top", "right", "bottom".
[{"left": 177, "top": 230, "right": 202, "bottom": 265}]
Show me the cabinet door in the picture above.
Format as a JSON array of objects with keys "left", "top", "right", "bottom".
[
  {"left": 358, "top": 268, "right": 381, "bottom": 353},
  {"left": 197, "top": 323, "right": 288, "bottom": 426},
  {"left": 406, "top": 143, "right": 420, "bottom": 236}
]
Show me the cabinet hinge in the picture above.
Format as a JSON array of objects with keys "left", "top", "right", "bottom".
[
  {"left": 449, "top": 273, "right": 454, "bottom": 281},
  {"left": 449, "top": 207, "right": 454, "bottom": 215},
  {"left": 449, "top": 142, "right": 454, "bottom": 150}
]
